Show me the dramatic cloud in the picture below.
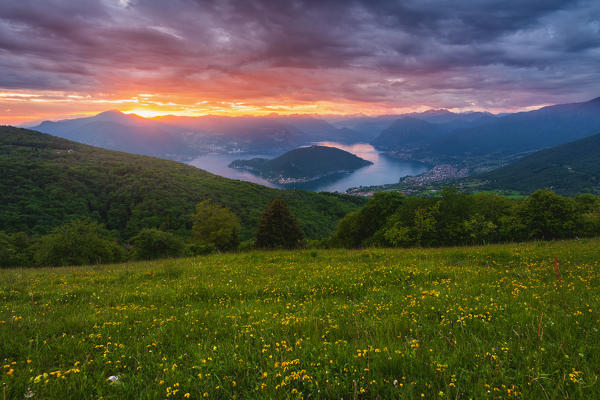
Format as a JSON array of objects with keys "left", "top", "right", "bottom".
[{"left": 1, "top": 0, "right": 599, "bottom": 123}]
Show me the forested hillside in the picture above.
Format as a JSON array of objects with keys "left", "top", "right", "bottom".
[
  {"left": 478, "top": 132, "right": 600, "bottom": 195},
  {"left": 0, "top": 126, "right": 365, "bottom": 240}
]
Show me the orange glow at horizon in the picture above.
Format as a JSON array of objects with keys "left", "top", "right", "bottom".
[
  {"left": 0, "top": 89, "right": 550, "bottom": 126},
  {"left": 0, "top": 90, "right": 432, "bottom": 125},
  {"left": 122, "top": 101, "right": 435, "bottom": 119}
]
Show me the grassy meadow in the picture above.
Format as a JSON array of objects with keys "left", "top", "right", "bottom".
[{"left": 1, "top": 239, "right": 599, "bottom": 399}]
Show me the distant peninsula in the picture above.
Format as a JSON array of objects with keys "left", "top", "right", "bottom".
[{"left": 229, "top": 145, "right": 373, "bottom": 184}]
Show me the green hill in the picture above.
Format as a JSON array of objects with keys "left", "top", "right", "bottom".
[
  {"left": 229, "top": 145, "right": 372, "bottom": 184},
  {"left": 0, "top": 126, "right": 365, "bottom": 239},
  {"left": 479, "top": 132, "right": 600, "bottom": 195}
]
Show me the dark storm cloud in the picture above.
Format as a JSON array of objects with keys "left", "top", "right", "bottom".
[
  {"left": 362, "top": 0, "right": 569, "bottom": 43},
  {"left": 0, "top": 0, "right": 599, "bottom": 109}
]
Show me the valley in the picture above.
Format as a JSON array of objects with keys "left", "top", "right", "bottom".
[{"left": 28, "top": 96, "right": 600, "bottom": 196}]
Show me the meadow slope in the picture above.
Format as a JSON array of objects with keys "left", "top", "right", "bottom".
[{"left": 1, "top": 239, "right": 599, "bottom": 399}]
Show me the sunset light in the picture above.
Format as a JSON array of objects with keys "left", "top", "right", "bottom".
[{"left": 1, "top": 1, "right": 599, "bottom": 125}]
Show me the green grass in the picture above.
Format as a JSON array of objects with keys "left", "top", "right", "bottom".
[{"left": 1, "top": 239, "right": 600, "bottom": 399}]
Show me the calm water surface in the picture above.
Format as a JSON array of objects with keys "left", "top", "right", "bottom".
[
  {"left": 187, "top": 142, "right": 428, "bottom": 192},
  {"left": 187, "top": 152, "right": 279, "bottom": 188}
]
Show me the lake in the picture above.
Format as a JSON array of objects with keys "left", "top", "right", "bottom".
[{"left": 187, "top": 142, "right": 429, "bottom": 193}]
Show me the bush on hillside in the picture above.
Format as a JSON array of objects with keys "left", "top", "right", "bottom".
[
  {"left": 130, "top": 228, "right": 185, "bottom": 260},
  {"left": 0, "top": 232, "right": 23, "bottom": 268},
  {"left": 191, "top": 200, "right": 241, "bottom": 251},
  {"left": 332, "top": 192, "right": 405, "bottom": 248},
  {"left": 33, "top": 219, "right": 124, "bottom": 266},
  {"left": 516, "top": 189, "right": 580, "bottom": 240}
]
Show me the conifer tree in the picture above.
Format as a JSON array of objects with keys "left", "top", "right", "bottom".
[{"left": 255, "top": 199, "right": 304, "bottom": 249}]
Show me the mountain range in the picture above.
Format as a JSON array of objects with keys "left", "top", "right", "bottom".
[
  {"left": 34, "top": 111, "right": 197, "bottom": 160},
  {"left": 430, "top": 97, "right": 600, "bottom": 158},
  {"left": 24, "top": 96, "right": 600, "bottom": 197},
  {"left": 27, "top": 107, "right": 506, "bottom": 162},
  {"left": 33, "top": 97, "right": 600, "bottom": 169},
  {"left": 475, "top": 131, "right": 600, "bottom": 195},
  {"left": 369, "top": 97, "right": 600, "bottom": 167},
  {"left": 32, "top": 112, "right": 370, "bottom": 160}
]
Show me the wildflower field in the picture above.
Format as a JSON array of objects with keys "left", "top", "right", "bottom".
[{"left": 1, "top": 239, "right": 599, "bottom": 399}]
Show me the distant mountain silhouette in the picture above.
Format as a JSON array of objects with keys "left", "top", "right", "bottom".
[
  {"left": 429, "top": 97, "right": 600, "bottom": 157},
  {"left": 157, "top": 114, "right": 367, "bottom": 145},
  {"left": 34, "top": 112, "right": 368, "bottom": 159},
  {"left": 402, "top": 109, "right": 496, "bottom": 125},
  {"left": 31, "top": 97, "right": 600, "bottom": 166},
  {"left": 367, "top": 97, "right": 600, "bottom": 166},
  {"left": 332, "top": 115, "right": 399, "bottom": 142},
  {"left": 336, "top": 109, "right": 496, "bottom": 147},
  {"left": 370, "top": 111, "right": 497, "bottom": 152},
  {"left": 371, "top": 118, "right": 446, "bottom": 150},
  {"left": 34, "top": 111, "right": 195, "bottom": 160}
]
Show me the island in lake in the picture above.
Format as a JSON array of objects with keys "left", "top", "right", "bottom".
[{"left": 229, "top": 145, "right": 373, "bottom": 184}]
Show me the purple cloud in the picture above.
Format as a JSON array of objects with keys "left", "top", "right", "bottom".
[{"left": 0, "top": 0, "right": 599, "bottom": 112}]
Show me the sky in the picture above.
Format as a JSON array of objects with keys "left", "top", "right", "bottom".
[{"left": 1, "top": 0, "right": 599, "bottom": 124}]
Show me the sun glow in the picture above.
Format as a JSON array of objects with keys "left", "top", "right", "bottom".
[
  {"left": 122, "top": 109, "right": 172, "bottom": 118},
  {"left": 0, "top": 87, "right": 551, "bottom": 126},
  {"left": 0, "top": 87, "right": 459, "bottom": 125},
  {"left": 118, "top": 100, "right": 434, "bottom": 119}
]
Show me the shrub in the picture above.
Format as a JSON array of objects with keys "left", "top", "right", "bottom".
[
  {"left": 34, "top": 219, "right": 124, "bottom": 266},
  {"left": 130, "top": 228, "right": 185, "bottom": 260},
  {"left": 517, "top": 189, "right": 580, "bottom": 239},
  {"left": 191, "top": 200, "right": 241, "bottom": 251},
  {"left": 237, "top": 240, "right": 256, "bottom": 252},
  {"left": 333, "top": 192, "right": 405, "bottom": 248},
  {"left": 187, "top": 242, "right": 217, "bottom": 256},
  {"left": 331, "top": 211, "right": 362, "bottom": 248},
  {"left": 0, "top": 232, "right": 20, "bottom": 268}
]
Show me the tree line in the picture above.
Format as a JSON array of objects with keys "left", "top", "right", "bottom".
[
  {"left": 0, "top": 199, "right": 304, "bottom": 267},
  {"left": 2, "top": 188, "right": 600, "bottom": 267},
  {"left": 329, "top": 188, "right": 600, "bottom": 248}
]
